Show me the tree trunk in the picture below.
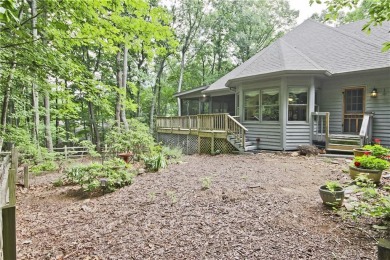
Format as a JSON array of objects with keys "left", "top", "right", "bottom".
[
  {"left": 29, "top": 0, "right": 40, "bottom": 153},
  {"left": 44, "top": 91, "right": 53, "bottom": 152},
  {"left": 121, "top": 46, "right": 129, "bottom": 131},
  {"left": 88, "top": 101, "right": 101, "bottom": 151},
  {"left": 150, "top": 58, "right": 166, "bottom": 131},
  {"left": 177, "top": 50, "right": 186, "bottom": 116},
  {"left": 115, "top": 51, "right": 122, "bottom": 129},
  {"left": 1, "top": 60, "right": 16, "bottom": 132}
]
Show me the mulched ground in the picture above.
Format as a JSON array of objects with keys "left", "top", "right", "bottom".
[{"left": 15, "top": 153, "right": 385, "bottom": 259}]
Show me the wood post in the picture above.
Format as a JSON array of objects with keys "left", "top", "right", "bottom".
[
  {"left": 378, "top": 239, "right": 390, "bottom": 260},
  {"left": 64, "top": 145, "right": 68, "bottom": 160},
  {"left": 211, "top": 132, "right": 215, "bottom": 154},
  {"left": 23, "top": 165, "right": 29, "bottom": 189},
  {"left": 2, "top": 207, "right": 16, "bottom": 260}
]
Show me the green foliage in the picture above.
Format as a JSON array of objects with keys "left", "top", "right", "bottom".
[
  {"left": 79, "top": 140, "right": 101, "bottom": 158},
  {"left": 355, "top": 174, "right": 376, "bottom": 188},
  {"left": 65, "top": 159, "right": 134, "bottom": 192},
  {"left": 201, "top": 176, "right": 212, "bottom": 190},
  {"left": 325, "top": 180, "right": 342, "bottom": 192},
  {"left": 105, "top": 119, "right": 155, "bottom": 156},
  {"left": 161, "top": 146, "right": 183, "bottom": 161},
  {"left": 363, "top": 144, "right": 390, "bottom": 157},
  {"left": 31, "top": 160, "right": 58, "bottom": 175},
  {"left": 353, "top": 155, "right": 390, "bottom": 171},
  {"left": 143, "top": 152, "right": 167, "bottom": 172}
]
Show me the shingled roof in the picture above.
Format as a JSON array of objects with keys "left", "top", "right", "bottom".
[{"left": 204, "top": 19, "right": 390, "bottom": 93}]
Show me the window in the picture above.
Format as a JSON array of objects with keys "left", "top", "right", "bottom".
[
  {"left": 244, "top": 88, "right": 279, "bottom": 121},
  {"left": 261, "top": 89, "right": 279, "bottom": 121},
  {"left": 288, "top": 87, "right": 308, "bottom": 121},
  {"left": 244, "top": 91, "right": 259, "bottom": 120}
]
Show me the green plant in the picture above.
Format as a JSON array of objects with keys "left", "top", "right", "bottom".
[
  {"left": 31, "top": 160, "right": 58, "bottom": 175},
  {"left": 105, "top": 119, "right": 155, "bottom": 157},
  {"left": 363, "top": 144, "right": 390, "bottom": 157},
  {"left": 166, "top": 191, "right": 177, "bottom": 204},
  {"left": 201, "top": 176, "right": 212, "bottom": 190},
  {"left": 161, "top": 146, "right": 183, "bottom": 162},
  {"left": 53, "top": 179, "right": 63, "bottom": 187},
  {"left": 355, "top": 174, "right": 376, "bottom": 188},
  {"left": 325, "top": 181, "right": 342, "bottom": 192},
  {"left": 79, "top": 140, "right": 101, "bottom": 158},
  {"left": 143, "top": 153, "right": 167, "bottom": 172},
  {"left": 353, "top": 155, "right": 390, "bottom": 171},
  {"left": 65, "top": 159, "right": 134, "bottom": 192}
]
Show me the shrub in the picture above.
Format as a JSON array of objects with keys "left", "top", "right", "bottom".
[
  {"left": 65, "top": 159, "right": 134, "bottom": 192},
  {"left": 31, "top": 160, "right": 58, "bottom": 175},
  {"left": 143, "top": 152, "right": 167, "bottom": 172},
  {"left": 105, "top": 119, "right": 155, "bottom": 157}
]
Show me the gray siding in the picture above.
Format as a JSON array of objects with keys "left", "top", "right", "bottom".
[
  {"left": 319, "top": 70, "right": 390, "bottom": 147},
  {"left": 285, "top": 124, "right": 311, "bottom": 150},
  {"left": 244, "top": 122, "right": 282, "bottom": 150}
]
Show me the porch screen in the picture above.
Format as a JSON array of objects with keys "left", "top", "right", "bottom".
[{"left": 288, "top": 87, "right": 308, "bottom": 121}]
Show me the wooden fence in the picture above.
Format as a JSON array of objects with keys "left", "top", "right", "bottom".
[{"left": 0, "top": 148, "right": 18, "bottom": 260}]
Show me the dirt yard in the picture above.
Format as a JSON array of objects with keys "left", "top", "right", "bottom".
[{"left": 15, "top": 153, "right": 384, "bottom": 259}]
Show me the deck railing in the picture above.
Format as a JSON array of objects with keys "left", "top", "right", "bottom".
[
  {"left": 311, "top": 112, "right": 329, "bottom": 148},
  {"left": 156, "top": 113, "right": 248, "bottom": 147},
  {"left": 359, "top": 113, "right": 374, "bottom": 146},
  {"left": 227, "top": 115, "right": 248, "bottom": 148}
]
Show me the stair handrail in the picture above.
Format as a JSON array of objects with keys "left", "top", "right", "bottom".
[
  {"left": 359, "top": 112, "right": 374, "bottom": 146},
  {"left": 227, "top": 114, "right": 248, "bottom": 149}
]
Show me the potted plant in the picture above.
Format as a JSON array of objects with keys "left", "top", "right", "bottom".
[
  {"left": 362, "top": 144, "right": 390, "bottom": 158},
  {"left": 349, "top": 155, "right": 390, "bottom": 183},
  {"left": 353, "top": 148, "right": 371, "bottom": 157},
  {"left": 319, "top": 181, "right": 345, "bottom": 207}
]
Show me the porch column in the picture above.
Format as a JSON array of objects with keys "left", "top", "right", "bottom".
[
  {"left": 309, "top": 77, "right": 316, "bottom": 144},
  {"left": 280, "top": 77, "right": 287, "bottom": 150}
]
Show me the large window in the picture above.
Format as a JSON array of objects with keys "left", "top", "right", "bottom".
[
  {"left": 288, "top": 87, "right": 308, "bottom": 122},
  {"left": 244, "top": 88, "right": 279, "bottom": 122},
  {"left": 261, "top": 89, "right": 279, "bottom": 121},
  {"left": 244, "top": 91, "right": 259, "bottom": 120}
]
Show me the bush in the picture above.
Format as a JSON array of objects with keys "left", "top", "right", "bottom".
[
  {"left": 65, "top": 159, "right": 134, "bottom": 192},
  {"left": 143, "top": 152, "right": 167, "bottom": 172},
  {"left": 105, "top": 119, "right": 155, "bottom": 157},
  {"left": 31, "top": 160, "right": 58, "bottom": 175}
]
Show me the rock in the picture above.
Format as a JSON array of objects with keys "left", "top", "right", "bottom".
[
  {"left": 291, "top": 152, "right": 300, "bottom": 157},
  {"left": 344, "top": 203, "right": 355, "bottom": 211}
]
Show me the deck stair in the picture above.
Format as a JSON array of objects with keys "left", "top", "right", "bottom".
[
  {"left": 227, "top": 134, "right": 256, "bottom": 152},
  {"left": 326, "top": 134, "right": 361, "bottom": 153}
]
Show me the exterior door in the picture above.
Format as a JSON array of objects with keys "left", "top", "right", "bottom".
[{"left": 343, "top": 87, "right": 364, "bottom": 134}]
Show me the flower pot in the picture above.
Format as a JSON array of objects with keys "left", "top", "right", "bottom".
[
  {"left": 349, "top": 165, "right": 383, "bottom": 183},
  {"left": 118, "top": 152, "right": 133, "bottom": 164},
  {"left": 353, "top": 148, "right": 371, "bottom": 157},
  {"left": 319, "top": 185, "right": 344, "bottom": 207}
]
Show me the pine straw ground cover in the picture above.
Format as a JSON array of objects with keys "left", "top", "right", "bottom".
[{"left": 16, "top": 153, "right": 384, "bottom": 259}]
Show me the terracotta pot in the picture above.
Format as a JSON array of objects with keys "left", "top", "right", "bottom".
[
  {"left": 349, "top": 165, "right": 383, "bottom": 183},
  {"left": 353, "top": 148, "right": 371, "bottom": 157},
  {"left": 118, "top": 152, "right": 133, "bottom": 164},
  {"left": 319, "top": 185, "right": 344, "bottom": 207}
]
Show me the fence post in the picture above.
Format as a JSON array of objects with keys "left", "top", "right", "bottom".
[
  {"left": 3, "top": 149, "right": 17, "bottom": 260},
  {"left": 64, "top": 145, "right": 68, "bottom": 160},
  {"left": 24, "top": 165, "right": 29, "bottom": 189}
]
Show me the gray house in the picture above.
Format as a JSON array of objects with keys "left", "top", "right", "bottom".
[{"left": 157, "top": 19, "right": 390, "bottom": 154}]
